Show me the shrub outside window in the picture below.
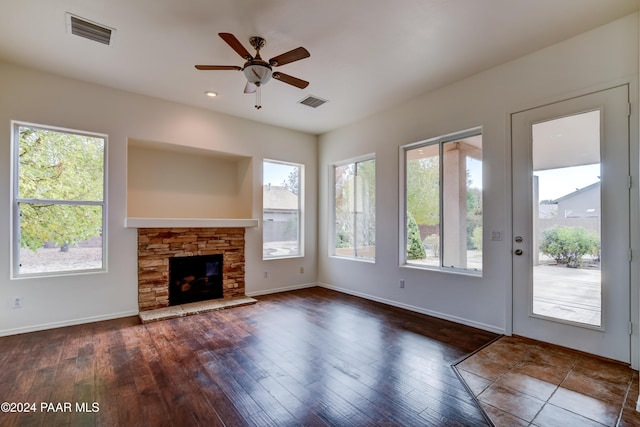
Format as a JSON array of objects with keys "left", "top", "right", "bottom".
[
  {"left": 12, "top": 122, "right": 106, "bottom": 277},
  {"left": 402, "top": 129, "right": 482, "bottom": 273},
  {"left": 263, "top": 160, "right": 303, "bottom": 259},
  {"left": 333, "top": 156, "right": 375, "bottom": 260}
]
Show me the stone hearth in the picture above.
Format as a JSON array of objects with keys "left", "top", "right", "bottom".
[
  {"left": 137, "top": 227, "right": 246, "bottom": 311},
  {"left": 138, "top": 296, "right": 257, "bottom": 323}
]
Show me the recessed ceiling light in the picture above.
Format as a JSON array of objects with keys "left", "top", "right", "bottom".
[{"left": 204, "top": 91, "right": 217, "bottom": 97}]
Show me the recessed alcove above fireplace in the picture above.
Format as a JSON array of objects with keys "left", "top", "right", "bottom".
[{"left": 127, "top": 139, "right": 254, "bottom": 220}]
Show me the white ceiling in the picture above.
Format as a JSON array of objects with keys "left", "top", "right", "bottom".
[{"left": 1, "top": 0, "right": 638, "bottom": 135}]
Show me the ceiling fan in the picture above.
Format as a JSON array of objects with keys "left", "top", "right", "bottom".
[{"left": 196, "top": 33, "right": 310, "bottom": 109}]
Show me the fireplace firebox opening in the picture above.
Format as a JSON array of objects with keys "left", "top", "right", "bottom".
[{"left": 169, "top": 254, "right": 223, "bottom": 306}]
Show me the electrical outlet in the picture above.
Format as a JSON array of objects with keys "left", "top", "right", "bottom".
[
  {"left": 12, "top": 296, "right": 23, "bottom": 309},
  {"left": 263, "top": 271, "right": 268, "bottom": 279},
  {"left": 400, "top": 280, "right": 405, "bottom": 289},
  {"left": 299, "top": 267, "right": 304, "bottom": 274}
]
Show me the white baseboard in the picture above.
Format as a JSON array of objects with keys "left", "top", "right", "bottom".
[
  {"left": 317, "top": 282, "right": 505, "bottom": 335},
  {"left": 246, "top": 282, "right": 318, "bottom": 297},
  {"left": 0, "top": 310, "right": 139, "bottom": 337},
  {"left": 1, "top": 284, "right": 503, "bottom": 337}
]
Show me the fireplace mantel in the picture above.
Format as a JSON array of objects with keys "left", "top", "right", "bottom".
[{"left": 125, "top": 217, "right": 259, "bottom": 229}]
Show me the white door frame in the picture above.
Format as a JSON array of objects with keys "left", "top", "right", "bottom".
[{"left": 509, "top": 85, "right": 634, "bottom": 364}]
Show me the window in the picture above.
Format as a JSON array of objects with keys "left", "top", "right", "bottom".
[
  {"left": 333, "top": 156, "right": 375, "bottom": 260},
  {"left": 402, "top": 128, "right": 482, "bottom": 272},
  {"left": 263, "top": 160, "right": 303, "bottom": 259},
  {"left": 12, "top": 122, "right": 106, "bottom": 276}
]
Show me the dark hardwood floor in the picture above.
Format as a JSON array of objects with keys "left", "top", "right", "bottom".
[{"left": 0, "top": 287, "right": 498, "bottom": 426}]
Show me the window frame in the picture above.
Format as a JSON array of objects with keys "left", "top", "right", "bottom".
[
  {"left": 330, "top": 153, "right": 376, "bottom": 262},
  {"left": 11, "top": 121, "right": 108, "bottom": 278},
  {"left": 399, "top": 127, "right": 482, "bottom": 275},
  {"left": 262, "top": 159, "right": 304, "bottom": 260}
]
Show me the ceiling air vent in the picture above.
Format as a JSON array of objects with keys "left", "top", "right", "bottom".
[
  {"left": 299, "top": 95, "right": 328, "bottom": 108},
  {"left": 66, "top": 13, "right": 115, "bottom": 45}
]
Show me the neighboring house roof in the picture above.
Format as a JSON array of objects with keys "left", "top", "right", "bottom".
[
  {"left": 553, "top": 182, "right": 600, "bottom": 203},
  {"left": 263, "top": 185, "right": 298, "bottom": 210}
]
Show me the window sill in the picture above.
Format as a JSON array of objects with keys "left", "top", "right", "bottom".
[
  {"left": 329, "top": 255, "right": 376, "bottom": 264},
  {"left": 12, "top": 267, "right": 107, "bottom": 280},
  {"left": 401, "top": 263, "right": 482, "bottom": 277},
  {"left": 263, "top": 254, "right": 304, "bottom": 261}
]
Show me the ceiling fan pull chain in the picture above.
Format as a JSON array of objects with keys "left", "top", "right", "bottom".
[{"left": 255, "top": 86, "right": 262, "bottom": 109}]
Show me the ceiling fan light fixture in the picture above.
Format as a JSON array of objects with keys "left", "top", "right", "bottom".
[
  {"left": 195, "top": 32, "right": 310, "bottom": 110},
  {"left": 243, "top": 63, "right": 272, "bottom": 85}
]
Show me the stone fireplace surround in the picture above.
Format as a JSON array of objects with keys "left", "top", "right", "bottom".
[{"left": 137, "top": 227, "right": 247, "bottom": 311}]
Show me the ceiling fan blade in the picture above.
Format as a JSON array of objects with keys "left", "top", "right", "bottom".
[
  {"left": 218, "top": 33, "right": 252, "bottom": 60},
  {"left": 268, "top": 47, "right": 310, "bottom": 66},
  {"left": 195, "top": 65, "right": 242, "bottom": 71},
  {"left": 272, "top": 72, "right": 309, "bottom": 89},
  {"left": 244, "top": 81, "right": 257, "bottom": 93}
]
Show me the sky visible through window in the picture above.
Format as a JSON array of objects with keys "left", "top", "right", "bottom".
[
  {"left": 467, "top": 158, "right": 482, "bottom": 190},
  {"left": 264, "top": 161, "right": 294, "bottom": 186},
  {"left": 535, "top": 163, "right": 600, "bottom": 201}
]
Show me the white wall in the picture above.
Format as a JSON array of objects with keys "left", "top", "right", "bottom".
[
  {"left": 0, "top": 62, "right": 318, "bottom": 335},
  {"left": 318, "top": 13, "right": 639, "bottom": 349}
]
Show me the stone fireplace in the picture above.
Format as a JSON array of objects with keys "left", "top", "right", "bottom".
[{"left": 137, "top": 227, "right": 246, "bottom": 311}]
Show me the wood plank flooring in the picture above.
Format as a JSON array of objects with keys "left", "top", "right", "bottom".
[{"left": 0, "top": 287, "right": 498, "bottom": 426}]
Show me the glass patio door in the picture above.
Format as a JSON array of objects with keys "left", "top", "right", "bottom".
[{"left": 511, "top": 86, "right": 630, "bottom": 363}]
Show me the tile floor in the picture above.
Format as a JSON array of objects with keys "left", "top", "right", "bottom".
[{"left": 455, "top": 336, "right": 640, "bottom": 426}]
